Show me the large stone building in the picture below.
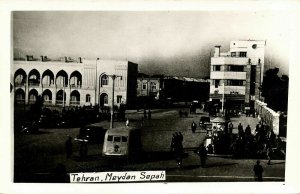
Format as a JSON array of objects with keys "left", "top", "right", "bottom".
[
  {"left": 209, "top": 40, "right": 266, "bottom": 111},
  {"left": 12, "top": 56, "right": 138, "bottom": 108}
]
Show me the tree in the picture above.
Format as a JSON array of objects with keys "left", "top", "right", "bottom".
[
  {"left": 261, "top": 68, "right": 289, "bottom": 111},
  {"left": 30, "top": 95, "right": 44, "bottom": 120}
]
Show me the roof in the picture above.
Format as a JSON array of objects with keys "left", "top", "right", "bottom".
[
  {"left": 106, "top": 127, "right": 137, "bottom": 135},
  {"left": 210, "top": 117, "right": 227, "bottom": 123}
]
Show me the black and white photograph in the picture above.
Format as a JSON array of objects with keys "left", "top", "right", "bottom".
[{"left": 1, "top": 1, "right": 300, "bottom": 194}]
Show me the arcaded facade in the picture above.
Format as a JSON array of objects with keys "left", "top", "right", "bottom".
[{"left": 12, "top": 57, "right": 138, "bottom": 108}]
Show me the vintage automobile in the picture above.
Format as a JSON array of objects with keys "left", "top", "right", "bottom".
[
  {"left": 75, "top": 124, "right": 107, "bottom": 144},
  {"left": 102, "top": 126, "right": 142, "bottom": 162}
]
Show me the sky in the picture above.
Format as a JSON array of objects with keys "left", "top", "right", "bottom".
[{"left": 13, "top": 11, "right": 291, "bottom": 78}]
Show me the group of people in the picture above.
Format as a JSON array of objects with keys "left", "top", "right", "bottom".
[
  {"left": 170, "top": 132, "right": 184, "bottom": 167},
  {"left": 231, "top": 121, "right": 281, "bottom": 163},
  {"left": 170, "top": 132, "right": 208, "bottom": 168}
]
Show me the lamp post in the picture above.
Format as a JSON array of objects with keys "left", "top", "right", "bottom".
[
  {"left": 107, "top": 74, "right": 122, "bottom": 129},
  {"left": 221, "top": 82, "right": 225, "bottom": 114},
  {"left": 95, "top": 58, "right": 99, "bottom": 106}
]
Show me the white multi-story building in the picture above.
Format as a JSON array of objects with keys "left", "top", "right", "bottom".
[
  {"left": 12, "top": 56, "right": 138, "bottom": 108},
  {"left": 209, "top": 40, "right": 266, "bottom": 111}
]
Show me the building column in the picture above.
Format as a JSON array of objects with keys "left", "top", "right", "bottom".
[
  {"left": 25, "top": 76, "right": 29, "bottom": 104},
  {"left": 244, "top": 64, "right": 251, "bottom": 106}
]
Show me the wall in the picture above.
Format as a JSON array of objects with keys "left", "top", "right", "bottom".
[{"left": 255, "top": 100, "right": 280, "bottom": 136}]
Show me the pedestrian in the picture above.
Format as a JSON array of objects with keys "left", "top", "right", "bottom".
[
  {"left": 245, "top": 125, "right": 251, "bottom": 135},
  {"left": 65, "top": 136, "right": 73, "bottom": 158},
  {"left": 228, "top": 122, "right": 233, "bottom": 134},
  {"left": 238, "top": 123, "right": 244, "bottom": 137},
  {"left": 207, "top": 144, "right": 214, "bottom": 154},
  {"left": 179, "top": 110, "right": 182, "bottom": 118},
  {"left": 144, "top": 109, "right": 147, "bottom": 119},
  {"left": 197, "top": 143, "right": 208, "bottom": 167},
  {"left": 253, "top": 160, "right": 264, "bottom": 181},
  {"left": 126, "top": 118, "right": 130, "bottom": 127},
  {"left": 173, "top": 138, "right": 183, "bottom": 167},
  {"left": 266, "top": 146, "right": 272, "bottom": 165},
  {"left": 79, "top": 141, "right": 88, "bottom": 158},
  {"left": 191, "top": 121, "right": 197, "bottom": 133},
  {"left": 148, "top": 109, "right": 152, "bottom": 120},
  {"left": 178, "top": 132, "right": 183, "bottom": 142}
]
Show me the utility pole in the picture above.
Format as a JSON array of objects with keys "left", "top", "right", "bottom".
[
  {"left": 107, "top": 74, "right": 122, "bottom": 129},
  {"left": 221, "top": 81, "right": 225, "bottom": 114},
  {"left": 63, "top": 77, "right": 65, "bottom": 107},
  {"left": 95, "top": 58, "right": 99, "bottom": 107}
]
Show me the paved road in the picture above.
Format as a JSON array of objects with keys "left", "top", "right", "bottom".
[{"left": 14, "top": 108, "right": 285, "bottom": 182}]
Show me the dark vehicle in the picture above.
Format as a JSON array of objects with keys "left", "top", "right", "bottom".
[
  {"left": 17, "top": 121, "right": 39, "bottom": 134},
  {"left": 190, "top": 100, "right": 202, "bottom": 114},
  {"left": 75, "top": 124, "right": 107, "bottom": 144},
  {"left": 199, "top": 116, "right": 211, "bottom": 127},
  {"left": 38, "top": 114, "right": 61, "bottom": 128},
  {"left": 56, "top": 119, "right": 73, "bottom": 128}
]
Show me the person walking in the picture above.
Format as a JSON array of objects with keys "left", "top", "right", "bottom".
[
  {"left": 266, "top": 146, "right": 273, "bottom": 165},
  {"left": 238, "top": 123, "right": 244, "bottom": 137},
  {"left": 197, "top": 143, "right": 208, "bottom": 167},
  {"left": 65, "top": 136, "right": 73, "bottom": 159},
  {"left": 143, "top": 109, "right": 147, "bottom": 120},
  {"left": 126, "top": 118, "right": 130, "bottom": 127},
  {"left": 174, "top": 140, "right": 183, "bottom": 167},
  {"left": 253, "top": 160, "right": 264, "bottom": 181},
  {"left": 148, "top": 109, "right": 152, "bottom": 120},
  {"left": 191, "top": 121, "right": 197, "bottom": 133},
  {"left": 79, "top": 141, "right": 88, "bottom": 159},
  {"left": 228, "top": 122, "right": 233, "bottom": 134}
]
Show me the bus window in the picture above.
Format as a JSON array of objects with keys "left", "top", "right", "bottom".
[
  {"left": 114, "top": 136, "right": 121, "bottom": 142},
  {"left": 107, "top": 135, "right": 113, "bottom": 141},
  {"left": 122, "top": 136, "right": 128, "bottom": 142}
]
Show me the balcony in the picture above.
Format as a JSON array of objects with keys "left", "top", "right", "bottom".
[
  {"left": 211, "top": 71, "right": 246, "bottom": 80},
  {"left": 211, "top": 57, "right": 248, "bottom": 65}
]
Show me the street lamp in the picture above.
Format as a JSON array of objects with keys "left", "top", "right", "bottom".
[
  {"left": 107, "top": 74, "right": 122, "bottom": 129},
  {"left": 95, "top": 58, "right": 99, "bottom": 106}
]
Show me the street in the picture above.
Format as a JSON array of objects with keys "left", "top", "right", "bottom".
[{"left": 14, "top": 108, "right": 285, "bottom": 182}]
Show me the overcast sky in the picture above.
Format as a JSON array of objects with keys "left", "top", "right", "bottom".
[{"left": 13, "top": 11, "right": 290, "bottom": 78}]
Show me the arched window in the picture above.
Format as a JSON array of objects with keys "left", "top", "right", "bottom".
[
  {"left": 86, "top": 94, "right": 91, "bottom": 102},
  {"left": 150, "top": 82, "right": 157, "bottom": 91},
  {"left": 101, "top": 74, "right": 109, "bottom": 86},
  {"left": 104, "top": 95, "right": 108, "bottom": 104}
]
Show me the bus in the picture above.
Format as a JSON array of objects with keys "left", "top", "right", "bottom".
[{"left": 102, "top": 126, "right": 142, "bottom": 162}]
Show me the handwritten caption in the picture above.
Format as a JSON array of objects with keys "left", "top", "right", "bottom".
[{"left": 70, "top": 171, "right": 166, "bottom": 183}]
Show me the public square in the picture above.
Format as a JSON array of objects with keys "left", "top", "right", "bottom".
[{"left": 14, "top": 107, "right": 285, "bottom": 183}]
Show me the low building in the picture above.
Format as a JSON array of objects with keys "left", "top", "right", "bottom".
[
  {"left": 12, "top": 56, "right": 138, "bottom": 108},
  {"left": 136, "top": 73, "right": 162, "bottom": 99}
]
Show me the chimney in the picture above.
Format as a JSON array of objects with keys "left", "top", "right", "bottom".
[
  {"left": 214, "top": 46, "right": 221, "bottom": 57},
  {"left": 44, "top": 56, "right": 48, "bottom": 61},
  {"left": 65, "top": 56, "right": 68, "bottom": 63},
  {"left": 41, "top": 56, "right": 44, "bottom": 61},
  {"left": 79, "top": 57, "right": 82, "bottom": 63}
]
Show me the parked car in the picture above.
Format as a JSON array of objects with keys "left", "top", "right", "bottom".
[
  {"left": 75, "top": 124, "right": 107, "bottom": 144},
  {"left": 199, "top": 116, "right": 211, "bottom": 127},
  {"left": 18, "top": 121, "right": 39, "bottom": 134}
]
